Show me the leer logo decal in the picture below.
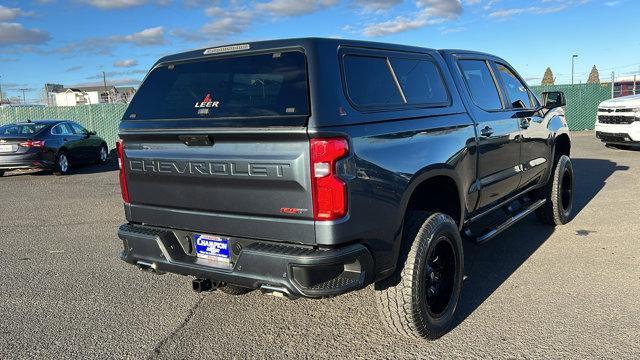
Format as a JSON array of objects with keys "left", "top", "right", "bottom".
[{"left": 195, "top": 93, "right": 220, "bottom": 108}]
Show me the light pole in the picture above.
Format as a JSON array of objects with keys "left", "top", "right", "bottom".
[
  {"left": 571, "top": 54, "right": 578, "bottom": 85},
  {"left": 0, "top": 75, "right": 3, "bottom": 104},
  {"left": 102, "top": 71, "right": 110, "bottom": 103}
]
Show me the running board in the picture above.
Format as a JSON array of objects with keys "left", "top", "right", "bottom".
[{"left": 472, "top": 199, "right": 546, "bottom": 245}]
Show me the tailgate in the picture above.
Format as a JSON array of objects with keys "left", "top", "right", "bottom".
[
  {"left": 121, "top": 131, "right": 315, "bottom": 244},
  {"left": 119, "top": 48, "right": 316, "bottom": 244}
]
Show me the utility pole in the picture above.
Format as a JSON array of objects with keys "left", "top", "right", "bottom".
[
  {"left": 571, "top": 54, "right": 578, "bottom": 85},
  {"left": 0, "top": 75, "right": 3, "bottom": 104},
  {"left": 102, "top": 71, "right": 110, "bottom": 104},
  {"left": 611, "top": 71, "right": 615, "bottom": 99},
  {"left": 44, "top": 84, "right": 50, "bottom": 106},
  {"left": 18, "top": 88, "right": 29, "bottom": 104}
]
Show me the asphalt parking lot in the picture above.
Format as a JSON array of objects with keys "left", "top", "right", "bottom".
[{"left": 0, "top": 132, "right": 638, "bottom": 359}]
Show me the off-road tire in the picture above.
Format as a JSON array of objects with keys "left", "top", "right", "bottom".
[
  {"left": 219, "top": 284, "right": 253, "bottom": 295},
  {"left": 374, "top": 212, "right": 464, "bottom": 340},
  {"left": 536, "top": 155, "right": 574, "bottom": 225}
]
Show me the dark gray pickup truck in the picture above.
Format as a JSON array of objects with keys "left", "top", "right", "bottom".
[{"left": 116, "top": 38, "right": 573, "bottom": 339}]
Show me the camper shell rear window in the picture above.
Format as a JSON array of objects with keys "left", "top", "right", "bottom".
[{"left": 124, "top": 50, "right": 309, "bottom": 121}]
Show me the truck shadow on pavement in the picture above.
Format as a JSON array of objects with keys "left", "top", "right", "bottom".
[
  {"left": 453, "top": 158, "right": 628, "bottom": 329},
  {"left": 71, "top": 158, "right": 118, "bottom": 174}
]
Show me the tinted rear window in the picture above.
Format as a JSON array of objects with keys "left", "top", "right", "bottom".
[
  {"left": 343, "top": 55, "right": 403, "bottom": 107},
  {"left": 458, "top": 60, "right": 503, "bottom": 110},
  {"left": 390, "top": 58, "right": 448, "bottom": 105},
  {"left": 125, "top": 51, "right": 309, "bottom": 121},
  {"left": 51, "top": 123, "right": 74, "bottom": 135},
  {"left": 0, "top": 123, "right": 47, "bottom": 135},
  {"left": 343, "top": 54, "right": 449, "bottom": 109}
]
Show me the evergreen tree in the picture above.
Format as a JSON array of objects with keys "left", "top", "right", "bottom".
[
  {"left": 541, "top": 67, "right": 555, "bottom": 85},
  {"left": 587, "top": 65, "right": 601, "bottom": 84}
]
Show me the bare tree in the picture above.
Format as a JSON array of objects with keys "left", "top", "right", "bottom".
[{"left": 541, "top": 67, "right": 555, "bottom": 85}]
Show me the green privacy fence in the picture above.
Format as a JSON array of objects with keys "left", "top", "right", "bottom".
[
  {"left": 530, "top": 83, "right": 612, "bottom": 131},
  {"left": 0, "top": 83, "right": 614, "bottom": 139},
  {"left": 0, "top": 104, "right": 127, "bottom": 149}
]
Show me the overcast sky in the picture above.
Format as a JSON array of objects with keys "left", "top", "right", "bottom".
[{"left": 0, "top": 0, "right": 637, "bottom": 103}]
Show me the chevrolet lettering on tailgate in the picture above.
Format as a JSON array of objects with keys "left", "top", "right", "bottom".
[{"left": 128, "top": 159, "right": 292, "bottom": 178}]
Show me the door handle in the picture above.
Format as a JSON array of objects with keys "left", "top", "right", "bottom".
[
  {"left": 480, "top": 126, "right": 494, "bottom": 137},
  {"left": 520, "top": 118, "right": 531, "bottom": 129}
]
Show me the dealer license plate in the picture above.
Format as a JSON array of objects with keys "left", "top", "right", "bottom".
[{"left": 193, "top": 234, "right": 230, "bottom": 263}]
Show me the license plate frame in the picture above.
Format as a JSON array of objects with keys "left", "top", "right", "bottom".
[
  {"left": 193, "top": 233, "right": 231, "bottom": 265},
  {"left": 0, "top": 144, "right": 14, "bottom": 152}
]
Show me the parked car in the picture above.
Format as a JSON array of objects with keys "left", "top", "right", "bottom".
[
  {"left": 115, "top": 38, "right": 573, "bottom": 339},
  {"left": 0, "top": 120, "right": 109, "bottom": 176},
  {"left": 595, "top": 94, "right": 640, "bottom": 148}
]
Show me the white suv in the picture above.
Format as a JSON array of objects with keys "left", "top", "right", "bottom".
[{"left": 595, "top": 94, "right": 640, "bottom": 147}]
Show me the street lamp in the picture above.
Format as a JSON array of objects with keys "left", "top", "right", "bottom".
[{"left": 571, "top": 54, "right": 578, "bottom": 85}]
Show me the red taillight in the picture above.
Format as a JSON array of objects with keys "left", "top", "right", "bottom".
[
  {"left": 310, "top": 138, "right": 349, "bottom": 221},
  {"left": 115, "top": 139, "right": 130, "bottom": 203},
  {"left": 19, "top": 140, "right": 45, "bottom": 148}
]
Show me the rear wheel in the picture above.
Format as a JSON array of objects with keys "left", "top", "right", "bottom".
[
  {"left": 375, "top": 212, "right": 464, "bottom": 340},
  {"left": 218, "top": 284, "right": 252, "bottom": 295},
  {"left": 0, "top": 170, "right": 4, "bottom": 177},
  {"left": 536, "top": 155, "right": 574, "bottom": 225},
  {"left": 96, "top": 144, "right": 108, "bottom": 164},
  {"left": 53, "top": 151, "right": 70, "bottom": 176}
]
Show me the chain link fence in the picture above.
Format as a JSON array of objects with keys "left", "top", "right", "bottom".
[
  {"left": 0, "top": 83, "right": 616, "bottom": 140},
  {"left": 530, "top": 83, "right": 612, "bottom": 131},
  {"left": 0, "top": 104, "right": 127, "bottom": 149}
]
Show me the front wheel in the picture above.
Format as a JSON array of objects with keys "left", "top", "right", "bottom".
[
  {"left": 536, "top": 155, "right": 574, "bottom": 225},
  {"left": 375, "top": 212, "right": 464, "bottom": 340},
  {"left": 0, "top": 170, "right": 4, "bottom": 177}
]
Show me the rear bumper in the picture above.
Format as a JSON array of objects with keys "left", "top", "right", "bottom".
[
  {"left": 118, "top": 223, "right": 373, "bottom": 298},
  {"left": 0, "top": 152, "right": 51, "bottom": 170}
]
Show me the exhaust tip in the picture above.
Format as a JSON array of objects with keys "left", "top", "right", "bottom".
[
  {"left": 259, "top": 284, "right": 296, "bottom": 299},
  {"left": 136, "top": 261, "right": 163, "bottom": 274}
]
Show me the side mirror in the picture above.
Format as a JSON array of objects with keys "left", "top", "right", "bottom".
[
  {"left": 88, "top": 130, "right": 96, "bottom": 136},
  {"left": 512, "top": 99, "right": 527, "bottom": 109},
  {"left": 541, "top": 91, "right": 566, "bottom": 109}
]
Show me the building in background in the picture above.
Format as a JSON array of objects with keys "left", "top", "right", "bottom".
[
  {"left": 45, "top": 84, "right": 136, "bottom": 106},
  {"left": 612, "top": 76, "right": 639, "bottom": 98}
]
